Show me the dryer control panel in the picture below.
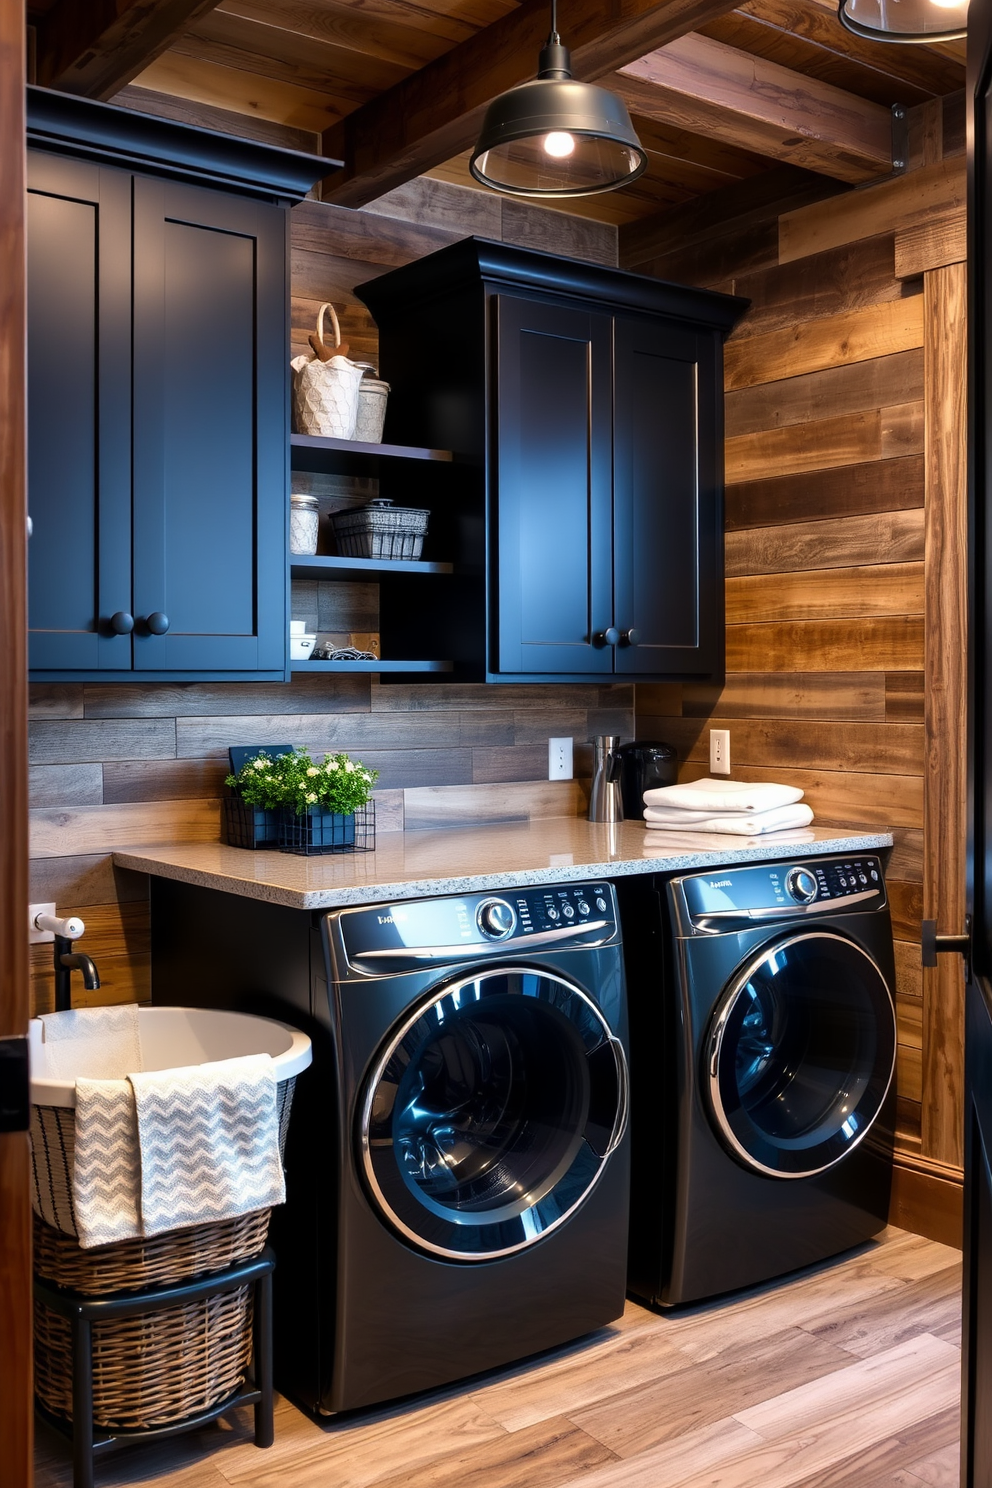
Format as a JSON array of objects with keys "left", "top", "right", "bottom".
[
  {"left": 326, "top": 881, "right": 619, "bottom": 978},
  {"left": 671, "top": 855, "right": 886, "bottom": 937}
]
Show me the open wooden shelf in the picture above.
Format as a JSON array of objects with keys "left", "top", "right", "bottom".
[
  {"left": 290, "top": 433, "right": 454, "bottom": 475},
  {"left": 290, "top": 659, "right": 453, "bottom": 674},
  {"left": 290, "top": 554, "right": 453, "bottom": 581}
]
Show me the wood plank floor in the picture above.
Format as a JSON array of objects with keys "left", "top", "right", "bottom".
[{"left": 34, "top": 1226, "right": 962, "bottom": 1488}]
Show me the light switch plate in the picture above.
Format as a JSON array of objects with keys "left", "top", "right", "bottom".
[{"left": 29, "top": 903, "right": 57, "bottom": 944}]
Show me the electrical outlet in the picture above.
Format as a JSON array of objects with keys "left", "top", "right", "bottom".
[
  {"left": 29, "top": 902, "right": 57, "bottom": 944},
  {"left": 709, "top": 729, "right": 731, "bottom": 776},
  {"left": 548, "top": 737, "right": 573, "bottom": 780}
]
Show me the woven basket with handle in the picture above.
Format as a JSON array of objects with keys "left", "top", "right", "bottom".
[{"left": 291, "top": 302, "right": 364, "bottom": 437}]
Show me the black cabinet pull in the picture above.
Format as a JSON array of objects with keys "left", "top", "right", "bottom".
[
  {"left": 593, "top": 627, "right": 620, "bottom": 647},
  {"left": 145, "top": 612, "right": 170, "bottom": 635},
  {"left": 619, "top": 628, "right": 640, "bottom": 647},
  {"left": 109, "top": 611, "right": 134, "bottom": 635}
]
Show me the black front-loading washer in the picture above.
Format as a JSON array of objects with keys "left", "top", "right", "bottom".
[
  {"left": 278, "top": 880, "right": 630, "bottom": 1414},
  {"left": 616, "top": 853, "right": 897, "bottom": 1307}
]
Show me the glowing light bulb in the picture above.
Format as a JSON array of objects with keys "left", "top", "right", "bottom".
[
  {"left": 930, "top": 0, "right": 966, "bottom": 10},
  {"left": 543, "top": 131, "right": 575, "bottom": 158}
]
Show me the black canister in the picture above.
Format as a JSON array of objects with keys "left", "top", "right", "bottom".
[{"left": 618, "top": 740, "right": 678, "bottom": 819}]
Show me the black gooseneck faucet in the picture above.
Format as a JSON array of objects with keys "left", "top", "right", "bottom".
[{"left": 33, "top": 912, "right": 101, "bottom": 1011}]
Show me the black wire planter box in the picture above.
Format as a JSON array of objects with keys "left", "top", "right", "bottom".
[
  {"left": 222, "top": 797, "right": 281, "bottom": 850},
  {"left": 278, "top": 802, "right": 375, "bottom": 855}
]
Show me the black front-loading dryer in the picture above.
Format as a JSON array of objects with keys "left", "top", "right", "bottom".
[
  {"left": 617, "top": 853, "right": 897, "bottom": 1308},
  {"left": 276, "top": 880, "right": 630, "bottom": 1414}
]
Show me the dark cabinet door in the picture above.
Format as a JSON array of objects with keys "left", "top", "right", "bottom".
[
  {"left": 131, "top": 177, "right": 287, "bottom": 674},
  {"left": 494, "top": 294, "right": 614, "bottom": 676},
  {"left": 612, "top": 315, "right": 723, "bottom": 677},
  {"left": 26, "top": 152, "right": 132, "bottom": 671}
]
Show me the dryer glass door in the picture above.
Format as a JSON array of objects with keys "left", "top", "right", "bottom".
[
  {"left": 359, "top": 967, "right": 628, "bottom": 1260},
  {"left": 708, "top": 931, "right": 896, "bottom": 1178}
]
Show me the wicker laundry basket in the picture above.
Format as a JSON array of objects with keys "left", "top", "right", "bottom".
[
  {"left": 32, "top": 1076, "right": 296, "bottom": 1431},
  {"left": 34, "top": 1211, "right": 268, "bottom": 1430}
]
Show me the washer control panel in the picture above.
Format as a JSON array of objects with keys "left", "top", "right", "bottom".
[
  {"left": 330, "top": 881, "right": 619, "bottom": 975},
  {"left": 672, "top": 855, "right": 885, "bottom": 935}
]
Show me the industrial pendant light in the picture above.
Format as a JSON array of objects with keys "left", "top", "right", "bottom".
[
  {"left": 470, "top": 0, "right": 647, "bottom": 197},
  {"left": 837, "top": 0, "right": 966, "bottom": 42}
]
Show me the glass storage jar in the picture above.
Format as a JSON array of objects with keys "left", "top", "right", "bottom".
[{"left": 290, "top": 493, "right": 320, "bottom": 555}]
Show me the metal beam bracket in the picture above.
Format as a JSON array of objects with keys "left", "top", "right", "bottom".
[
  {"left": 922, "top": 915, "right": 972, "bottom": 979},
  {"left": 891, "top": 104, "right": 908, "bottom": 174},
  {"left": 0, "top": 1035, "right": 30, "bottom": 1133}
]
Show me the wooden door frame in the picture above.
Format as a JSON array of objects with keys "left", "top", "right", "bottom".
[{"left": 0, "top": 0, "right": 33, "bottom": 1482}]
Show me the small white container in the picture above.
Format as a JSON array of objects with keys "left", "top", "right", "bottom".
[
  {"left": 290, "top": 493, "right": 320, "bottom": 555},
  {"left": 290, "top": 633, "right": 316, "bottom": 661}
]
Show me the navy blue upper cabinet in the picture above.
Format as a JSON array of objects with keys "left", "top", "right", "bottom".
[
  {"left": 358, "top": 239, "right": 748, "bottom": 685},
  {"left": 25, "top": 88, "right": 326, "bottom": 682}
]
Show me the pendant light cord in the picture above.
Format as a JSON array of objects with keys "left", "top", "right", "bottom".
[{"left": 548, "top": 0, "right": 559, "bottom": 46}]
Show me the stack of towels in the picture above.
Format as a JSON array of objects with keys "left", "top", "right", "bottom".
[{"left": 642, "top": 777, "right": 814, "bottom": 837}]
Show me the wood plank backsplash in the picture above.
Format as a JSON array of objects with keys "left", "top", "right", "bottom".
[
  {"left": 27, "top": 181, "right": 627, "bottom": 1017},
  {"left": 634, "top": 93, "right": 967, "bottom": 1208}
]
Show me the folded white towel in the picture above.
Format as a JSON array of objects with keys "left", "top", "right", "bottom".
[
  {"left": 642, "top": 803, "right": 815, "bottom": 837},
  {"left": 643, "top": 778, "right": 805, "bottom": 814},
  {"left": 642, "top": 826, "right": 817, "bottom": 854},
  {"left": 73, "top": 1076, "right": 143, "bottom": 1248},
  {"left": 130, "top": 1053, "right": 285, "bottom": 1238},
  {"left": 39, "top": 1003, "right": 141, "bottom": 1082}
]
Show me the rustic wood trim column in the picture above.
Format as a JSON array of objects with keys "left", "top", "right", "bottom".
[
  {"left": 922, "top": 260, "right": 968, "bottom": 1171},
  {"left": 0, "top": 0, "right": 32, "bottom": 1479}
]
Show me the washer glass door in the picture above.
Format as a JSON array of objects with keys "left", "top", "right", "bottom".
[
  {"left": 708, "top": 931, "right": 896, "bottom": 1178},
  {"left": 360, "top": 967, "right": 628, "bottom": 1260}
]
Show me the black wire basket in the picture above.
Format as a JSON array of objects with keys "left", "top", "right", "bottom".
[
  {"left": 278, "top": 801, "right": 376, "bottom": 855},
  {"left": 222, "top": 796, "right": 281, "bottom": 850}
]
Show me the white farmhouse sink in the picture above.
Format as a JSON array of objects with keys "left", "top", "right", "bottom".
[{"left": 29, "top": 1006, "right": 312, "bottom": 1108}]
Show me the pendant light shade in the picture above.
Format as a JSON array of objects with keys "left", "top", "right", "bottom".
[
  {"left": 470, "top": 35, "right": 647, "bottom": 197},
  {"left": 837, "top": 0, "right": 966, "bottom": 42}
]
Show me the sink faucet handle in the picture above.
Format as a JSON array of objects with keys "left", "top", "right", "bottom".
[{"left": 34, "top": 912, "right": 85, "bottom": 940}]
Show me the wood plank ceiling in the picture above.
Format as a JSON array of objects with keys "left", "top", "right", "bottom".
[{"left": 26, "top": 0, "right": 965, "bottom": 236}]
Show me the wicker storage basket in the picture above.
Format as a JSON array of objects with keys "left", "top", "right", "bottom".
[
  {"left": 331, "top": 498, "right": 429, "bottom": 561},
  {"left": 31, "top": 1077, "right": 296, "bottom": 1239},
  {"left": 34, "top": 1211, "right": 269, "bottom": 1430}
]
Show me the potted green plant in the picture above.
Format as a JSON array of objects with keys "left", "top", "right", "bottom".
[
  {"left": 226, "top": 747, "right": 379, "bottom": 855},
  {"left": 222, "top": 747, "right": 291, "bottom": 849}
]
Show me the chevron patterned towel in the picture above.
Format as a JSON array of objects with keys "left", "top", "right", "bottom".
[
  {"left": 74, "top": 1077, "right": 143, "bottom": 1248},
  {"left": 130, "top": 1054, "right": 286, "bottom": 1237}
]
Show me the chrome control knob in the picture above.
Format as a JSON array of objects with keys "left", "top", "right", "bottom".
[
  {"left": 785, "top": 866, "right": 818, "bottom": 904},
  {"left": 477, "top": 898, "right": 516, "bottom": 938}
]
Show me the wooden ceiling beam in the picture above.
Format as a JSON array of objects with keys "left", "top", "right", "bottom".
[
  {"left": 35, "top": 0, "right": 226, "bottom": 100},
  {"left": 614, "top": 32, "right": 892, "bottom": 183},
  {"left": 319, "top": 0, "right": 747, "bottom": 208}
]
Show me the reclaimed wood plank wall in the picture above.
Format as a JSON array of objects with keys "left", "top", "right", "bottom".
[
  {"left": 27, "top": 183, "right": 629, "bottom": 1016},
  {"left": 632, "top": 95, "right": 967, "bottom": 1245}
]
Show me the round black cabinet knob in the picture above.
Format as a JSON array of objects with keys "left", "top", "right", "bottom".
[
  {"left": 619, "top": 628, "right": 640, "bottom": 647},
  {"left": 109, "top": 611, "right": 134, "bottom": 635},
  {"left": 477, "top": 899, "right": 516, "bottom": 939},
  {"left": 593, "top": 627, "right": 620, "bottom": 647},
  {"left": 145, "top": 612, "right": 170, "bottom": 635},
  {"left": 785, "top": 866, "right": 818, "bottom": 904}
]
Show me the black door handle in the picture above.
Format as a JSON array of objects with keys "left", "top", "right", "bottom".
[
  {"left": 108, "top": 611, "right": 134, "bottom": 635},
  {"left": 144, "top": 612, "right": 170, "bottom": 635},
  {"left": 922, "top": 916, "right": 972, "bottom": 978},
  {"left": 593, "top": 628, "right": 620, "bottom": 647}
]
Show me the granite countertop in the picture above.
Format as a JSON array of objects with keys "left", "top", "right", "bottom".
[{"left": 113, "top": 819, "right": 894, "bottom": 911}]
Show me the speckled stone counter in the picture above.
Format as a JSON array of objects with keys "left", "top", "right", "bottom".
[{"left": 113, "top": 819, "right": 893, "bottom": 911}]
